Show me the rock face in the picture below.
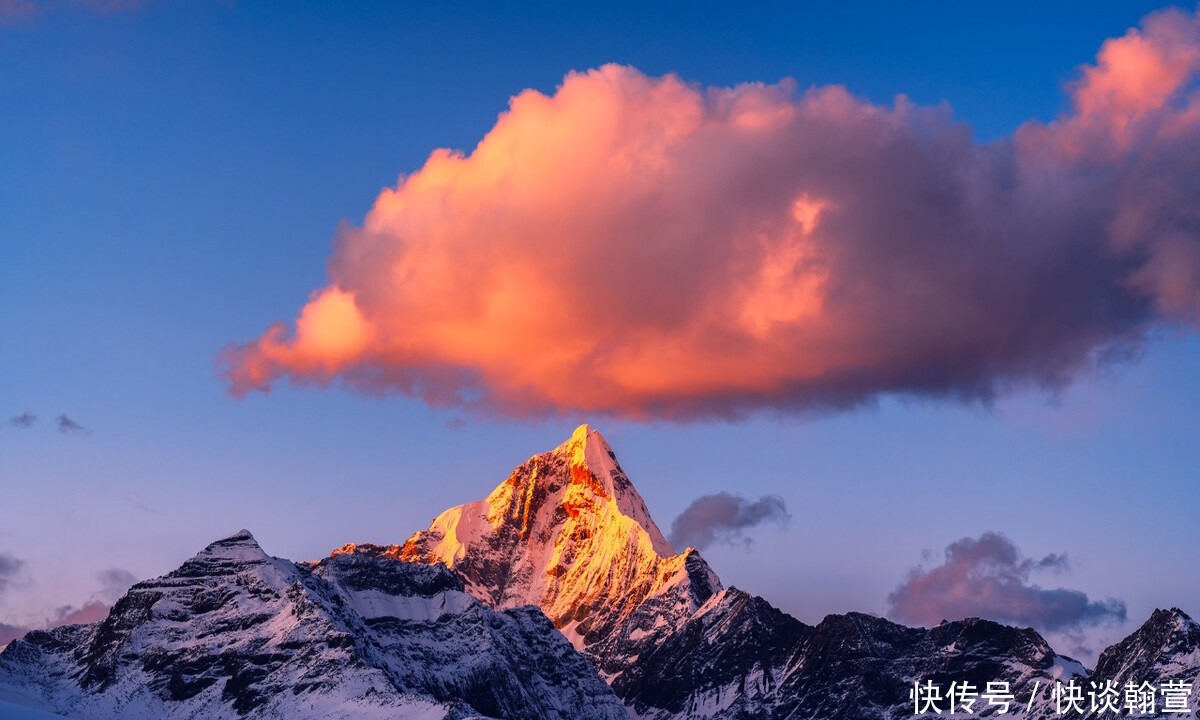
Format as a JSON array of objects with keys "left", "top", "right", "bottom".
[
  {"left": 2, "top": 425, "right": 1198, "bottom": 720},
  {"left": 0, "top": 530, "right": 627, "bottom": 720}
]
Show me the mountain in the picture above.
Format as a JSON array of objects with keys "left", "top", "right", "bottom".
[
  {"left": 354, "top": 425, "right": 1099, "bottom": 719},
  {"left": 346, "top": 425, "right": 723, "bottom": 670},
  {"left": 3, "top": 425, "right": 1197, "bottom": 719},
  {"left": 0, "top": 530, "right": 626, "bottom": 720}
]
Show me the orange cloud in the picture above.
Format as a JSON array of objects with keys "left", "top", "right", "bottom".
[
  {"left": 221, "top": 6, "right": 1200, "bottom": 420},
  {"left": 1075, "top": 9, "right": 1200, "bottom": 126}
]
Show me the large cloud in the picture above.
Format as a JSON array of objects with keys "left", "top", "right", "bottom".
[
  {"left": 221, "top": 6, "right": 1200, "bottom": 420},
  {"left": 887, "top": 532, "right": 1126, "bottom": 632}
]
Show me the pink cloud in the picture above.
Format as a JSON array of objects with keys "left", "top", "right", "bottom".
[
  {"left": 887, "top": 532, "right": 1126, "bottom": 633},
  {"left": 49, "top": 600, "right": 110, "bottom": 626},
  {"left": 221, "top": 6, "right": 1200, "bottom": 420},
  {"left": 0, "top": 567, "right": 133, "bottom": 647}
]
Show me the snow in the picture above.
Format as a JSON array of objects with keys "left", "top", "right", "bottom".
[
  {"left": 558, "top": 619, "right": 584, "bottom": 648},
  {"left": 0, "top": 525, "right": 628, "bottom": 720},
  {"left": 194, "top": 529, "right": 273, "bottom": 563},
  {"left": 0, "top": 700, "right": 74, "bottom": 719},
  {"left": 1046, "top": 655, "right": 1088, "bottom": 680},
  {"left": 419, "top": 499, "right": 493, "bottom": 564},
  {"left": 337, "top": 588, "right": 475, "bottom": 621}
]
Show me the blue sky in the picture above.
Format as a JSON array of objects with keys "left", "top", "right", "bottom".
[{"left": 2, "top": 1, "right": 1197, "bottom": 660}]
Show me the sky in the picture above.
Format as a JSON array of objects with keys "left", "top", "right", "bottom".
[{"left": 2, "top": 0, "right": 1199, "bottom": 663}]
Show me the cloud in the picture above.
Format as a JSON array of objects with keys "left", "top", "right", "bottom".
[
  {"left": 39, "top": 568, "right": 134, "bottom": 626},
  {"left": 0, "top": 567, "right": 134, "bottom": 647},
  {"left": 0, "top": 554, "right": 32, "bottom": 645},
  {"left": 0, "top": 603, "right": 111, "bottom": 648},
  {"left": 94, "top": 567, "right": 135, "bottom": 603},
  {"left": 0, "top": 622, "right": 28, "bottom": 647},
  {"left": 221, "top": 7, "right": 1200, "bottom": 421},
  {"left": 49, "top": 600, "right": 110, "bottom": 626},
  {"left": 668, "top": 492, "right": 789, "bottom": 550},
  {"left": 56, "top": 414, "right": 90, "bottom": 436},
  {"left": 887, "top": 532, "right": 1126, "bottom": 633},
  {"left": 8, "top": 412, "right": 36, "bottom": 429},
  {"left": 0, "top": 553, "right": 24, "bottom": 594}
]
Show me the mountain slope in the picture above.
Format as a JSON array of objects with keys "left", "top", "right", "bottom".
[
  {"left": 0, "top": 701, "right": 74, "bottom": 720},
  {"left": 0, "top": 531, "right": 626, "bottom": 720}
]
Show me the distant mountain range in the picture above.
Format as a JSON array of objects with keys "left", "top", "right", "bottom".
[{"left": 2, "top": 425, "right": 1197, "bottom": 718}]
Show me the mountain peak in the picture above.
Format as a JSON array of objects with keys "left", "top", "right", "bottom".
[
  {"left": 379, "top": 426, "right": 720, "bottom": 652},
  {"left": 1133, "top": 607, "right": 1199, "bottom": 639},
  {"left": 545, "top": 424, "right": 673, "bottom": 555},
  {"left": 1091, "top": 606, "right": 1200, "bottom": 690},
  {"left": 553, "top": 424, "right": 617, "bottom": 490},
  {"left": 554, "top": 423, "right": 608, "bottom": 456},
  {"left": 192, "top": 528, "right": 270, "bottom": 564},
  {"left": 1150, "top": 607, "right": 1195, "bottom": 628},
  {"left": 172, "top": 529, "right": 298, "bottom": 591}
]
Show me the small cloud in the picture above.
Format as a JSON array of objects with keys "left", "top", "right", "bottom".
[
  {"left": 887, "top": 532, "right": 1126, "bottom": 633},
  {"left": 49, "top": 600, "right": 110, "bottom": 626},
  {"left": 0, "top": 566, "right": 134, "bottom": 647},
  {"left": 45, "top": 568, "right": 133, "bottom": 627},
  {"left": 8, "top": 412, "right": 36, "bottom": 429},
  {"left": 0, "top": 552, "right": 24, "bottom": 595},
  {"left": 94, "top": 568, "right": 135, "bottom": 604},
  {"left": 56, "top": 414, "right": 91, "bottom": 436},
  {"left": 668, "top": 492, "right": 790, "bottom": 551},
  {"left": 0, "top": 555, "right": 30, "bottom": 646},
  {"left": 0, "top": 621, "right": 29, "bottom": 647}
]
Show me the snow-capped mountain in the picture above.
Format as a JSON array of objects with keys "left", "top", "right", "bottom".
[
  {"left": 357, "top": 425, "right": 1106, "bottom": 719},
  {"left": 350, "top": 424, "right": 1195, "bottom": 715},
  {"left": 0, "top": 530, "right": 625, "bottom": 720},
  {"left": 346, "top": 425, "right": 723, "bottom": 667}
]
